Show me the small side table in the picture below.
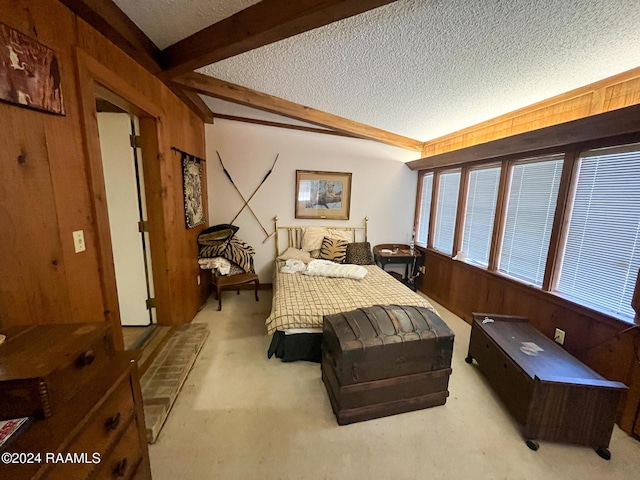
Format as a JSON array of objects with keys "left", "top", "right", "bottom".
[
  {"left": 373, "top": 244, "right": 423, "bottom": 291},
  {"left": 212, "top": 272, "right": 259, "bottom": 311}
]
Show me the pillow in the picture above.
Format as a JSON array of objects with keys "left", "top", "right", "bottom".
[
  {"left": 198, "top": 224, "right": 239, "bottom": 245},
  {"left": 277, "top": 247, "right": 312, "bottom": 264},
  {"left": 345, "top": 242, "right": 375, "bottom": 265},
  {"left": 319, "top": 237, "right": 348, "bottom": 263},
  {"left": 327, "top": 228, "right": 354, "bottom": 243},
  {"left": 300, "top": 227, "right": 330, "bottom": 251},
  {"left": 301, "top": 227, "right": 355, "bottom": 251}
]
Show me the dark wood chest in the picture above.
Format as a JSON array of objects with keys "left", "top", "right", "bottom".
[
  {"left": 466, "top": 313, "right": 627, "bottom": 458},
  {"left": 322, "top": 304, "right": 454, "bottom": 425}
]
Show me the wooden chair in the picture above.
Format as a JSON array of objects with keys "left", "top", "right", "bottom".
[{"left": 212, "top": 272, "right": 259, "bottom": 311}]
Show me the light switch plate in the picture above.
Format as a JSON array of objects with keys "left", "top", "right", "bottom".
[{"left": 73, "top": 230, "right": 86, "bottom": 253}]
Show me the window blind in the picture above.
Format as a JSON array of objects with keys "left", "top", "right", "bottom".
[
  {"left": 433, "top": 170, "right": 461, "bottom": 255},
  {"left": 499, "top": 156, "right": 563, "bottom": 286},
  {"left": 416, "top": 173, "right": 433, "bottom": 247},
  {"left": 557, "top": 144, "right": 640, "bottom": 320},
  {"left": 461, "top": 165, "right": 501, "bottom": 266}
]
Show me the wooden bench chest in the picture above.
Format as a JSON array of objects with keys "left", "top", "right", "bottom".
[{"left": 466, "top": 313, "right": 628, "bottom": 459}]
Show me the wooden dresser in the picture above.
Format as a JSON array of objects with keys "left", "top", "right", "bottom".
[
  {"left": 466, "top": 313, "right": 627, "bottom": 459},
  {"left": 0, "top": 323, "right": 151, "bottom": 479}
]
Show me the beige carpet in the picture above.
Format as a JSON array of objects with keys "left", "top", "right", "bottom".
[{"left": 148, "top": 290, "right": 640, "bottom": 480}]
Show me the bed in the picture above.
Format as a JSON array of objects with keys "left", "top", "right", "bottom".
[{"left": 266, "top": 216, "right": 437, "bottom": 362}]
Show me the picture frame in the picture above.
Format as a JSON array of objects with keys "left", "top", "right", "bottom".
[
  {"left": 0, "top": 22, "right": 65, "bottom": 115},
  {"left": 182, "top": 154, "right": 205, "bottom": 229},
  {"left": 295, "top": 170, "right": 352, "bottom": 220}
]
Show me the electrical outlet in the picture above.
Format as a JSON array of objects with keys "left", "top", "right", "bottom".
[
  {"left": 554, "top": 328, "right": 565, "bottom": 345},
  {"left": 72, "top": 230, "right": 86, "bottom": 253}
]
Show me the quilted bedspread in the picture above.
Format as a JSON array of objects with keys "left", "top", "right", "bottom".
[{"left": 265, "top": 264, "right": 435, "bottom": 334}]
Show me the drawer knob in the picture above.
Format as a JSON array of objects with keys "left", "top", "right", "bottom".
[
  {"left": 78, "top": 349, "right": 96, "bottom": 366},
  {"left": 105, "top": 412, "right": 121, "bottom": 431},
  {"left": 113, "top": 458, "right": 128, "bottom": 477}
]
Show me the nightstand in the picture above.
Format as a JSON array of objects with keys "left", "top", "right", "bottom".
[{"left": 373, "top": 244, "right": 423, "bottom": 291}]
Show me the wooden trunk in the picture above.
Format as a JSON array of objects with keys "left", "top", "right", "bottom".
[
  {"left": 466, "top": 313, "right": 627, "bottom": 456},
  {"left": 322, "top": 305, "right": 454, "bottom": 425}
]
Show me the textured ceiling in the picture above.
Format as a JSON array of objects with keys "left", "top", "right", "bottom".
[
  {"left": 112, "top": 0, "right": 261, "bottom": 50},
  {"left": 115, "top": 0, "right": 640, "bottom": 142}
]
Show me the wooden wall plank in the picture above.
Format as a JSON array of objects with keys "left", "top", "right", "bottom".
[
  {"left": 604, "top": 77, "right": 640, "bottom": 112},
  {"left": 39, "top": 4, "right": 105, "bottom": 324},
  {"left": 0, "top": 107, "right": 71, "bottom": 327}
]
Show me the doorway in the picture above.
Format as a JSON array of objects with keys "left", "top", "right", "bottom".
[{"left": 96, "top": 98, "right": 156, "bottom": 349}]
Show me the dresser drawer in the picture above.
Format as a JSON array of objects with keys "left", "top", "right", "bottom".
[
  {"left": 49, "top": 328, "right": 115, "bottom": 410},
  {"left": 41, "top": 372, "right": 137, "bottom": 480},
  {"left": 94, "top": 419, "right": 143, "bottom": 480},
  {"left": 0, "top": 323, "right": 114, "bottom": 420}
]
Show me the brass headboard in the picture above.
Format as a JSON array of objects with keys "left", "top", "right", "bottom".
[{"left": 273, "top": 216, "right": 368, "bottom": 257}]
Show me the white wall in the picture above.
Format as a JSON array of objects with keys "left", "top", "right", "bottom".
[{"left": 206, "top": 119, "right": 421, "bottom": 282}]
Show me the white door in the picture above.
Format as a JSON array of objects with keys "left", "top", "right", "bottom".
[{"left": 97, "top": 112, "right": 155, "bottom": 326}]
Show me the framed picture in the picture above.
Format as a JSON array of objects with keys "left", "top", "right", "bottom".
[
  {"left": 0, "top": 22, "right": 65, "bottom": 115},
  {"left": 295, "top": 170, "right": 352, "bottom": 220},
  {"left": 182, "top": 154, "right": 205, "bottom": 228}
]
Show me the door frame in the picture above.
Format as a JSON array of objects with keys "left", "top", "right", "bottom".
[{"left": 76, "top": 48, "right": 171, "bottom": 349}]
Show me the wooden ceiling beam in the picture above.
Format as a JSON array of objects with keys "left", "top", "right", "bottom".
[
  {"left": 173, "top": 72, "right": 424, "bottom": 151},
  {"left": 167, "top": 85, "right": 215, "bottom": 123},
  {"left": 159, "top": 0, "right": 399, "bottom": 79},
  {"left": 211, "top": 113, "right": 360, "bottom": 139},
  {"left": 59, "top": 0, "right": 163, "bottom": 74}
]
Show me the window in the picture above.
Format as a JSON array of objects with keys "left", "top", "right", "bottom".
[
  {"left": 499, "top": 156, "right": 563, "bottom": 286},
  {"left": 433, "top": 170, "right": 461, "bottom": 255},
  {"left": 460, "top": 165, "right": 501, "bottom": 266},
  {"left": 557, "top": 144, "right": 640, "bottom": 320},
  {"left": 416, "top": 173, "right": 433, "bottom": 247}
]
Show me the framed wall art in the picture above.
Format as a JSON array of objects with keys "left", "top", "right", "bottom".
[
  {"left": 0, "top": 22, "right": 65, "bottom": 115},
  {"left": 181, "top": 152, "right": 205, "bottom": 229},
  {"left": 295, "top": 170, "right": 352, "bottom": 220}
]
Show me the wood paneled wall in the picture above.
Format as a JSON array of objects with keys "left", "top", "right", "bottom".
[
  {"left": 0, "top": 0, "right": 209, "bottom": 344},
  {"left": 421, "top": 68, "right": 640, "bottom": 158}
]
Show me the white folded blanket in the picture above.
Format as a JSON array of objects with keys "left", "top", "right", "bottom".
[
  {"left": 303, "top": 259, "right": 368, "bottom": 280},
  {"left": 281, "top": 258, "right": 307, "bottom": 274},
  {"left": 199, "top": 257, "right": 231, "bottom": 275}
]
